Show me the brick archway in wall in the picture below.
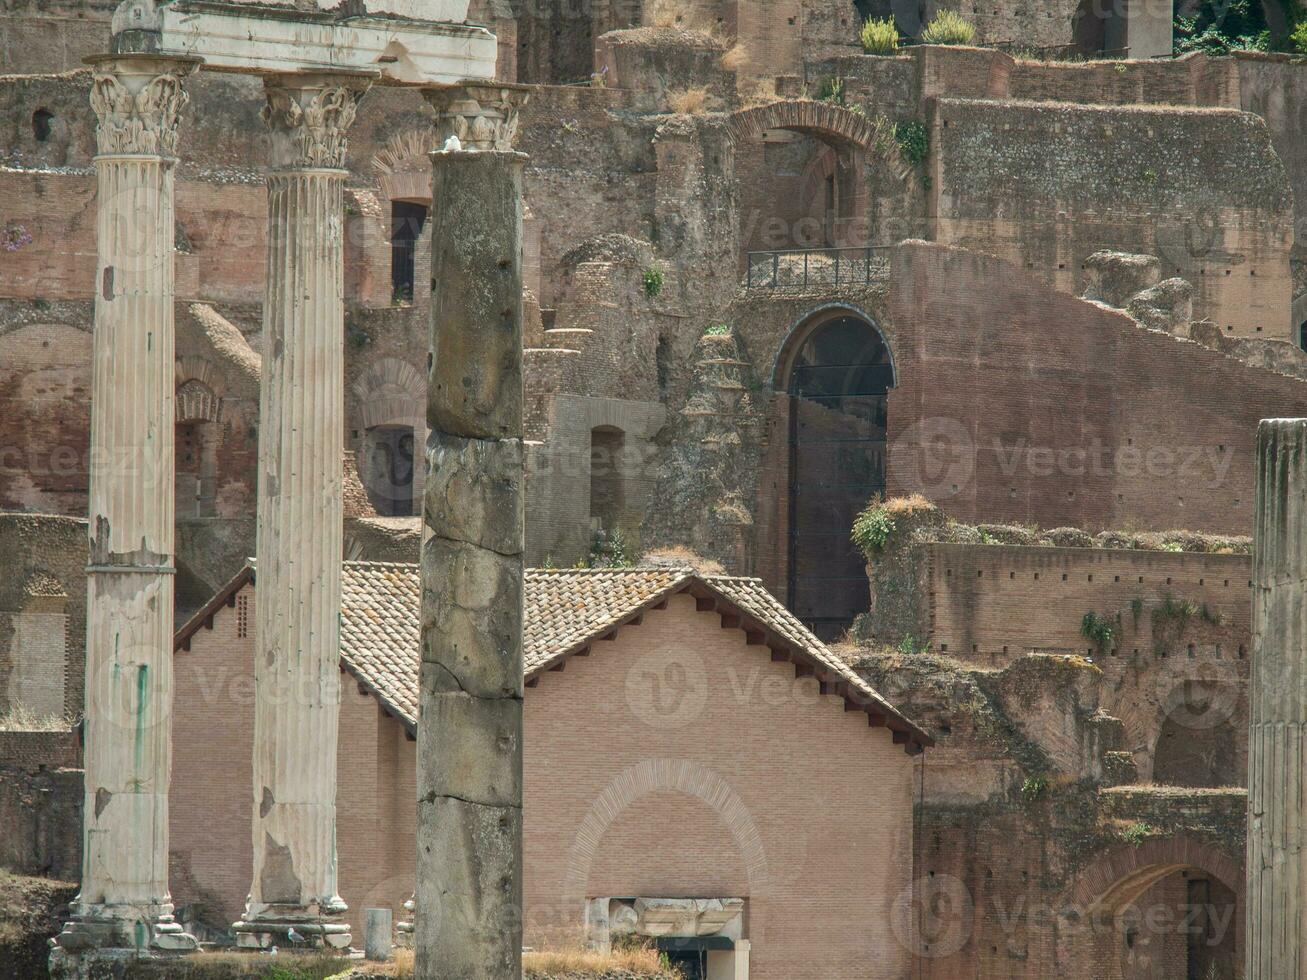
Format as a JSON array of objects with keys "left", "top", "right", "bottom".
[
  {"left": 727, "top": 100, "right": 885, "bottom": 151},
  {"left": 1069, "top": 835, "right": 1242, "bottom": 916}
]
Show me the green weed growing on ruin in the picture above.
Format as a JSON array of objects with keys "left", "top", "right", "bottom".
[
  {"left": 852, "top": 502, "right": 896, "bottom": 555},
  {"left": 897, "top": 634, "right": 927, "bottom": 654},
  {"left": 642, "top": 267, "right": 665, "bottom": 297},
  {"left": 704, "top": 323, "right": 730, "bottom": 335},
  {"left": 1021, "top": 773, "right": 1049, "bottom": 802},
  {"left": 894, "top": 120, "right": 929, "bottom": 168},
  {"left": 1080, "top": 611, "right": 1114, "bottom": 652},
  {"left": 860, "top": 17, "right": 900, "bottom": 54},
  {"left": 816, "top": 75, "right": 845, "bottom": 104},
  {"left": 1130, "top": 597, "right": 1144, "bottom": 627},
  {"left": 1156, "top": 594, "right": 1198, "bottom": 625},
  {"left": 919, "top": 10, "right": 975, "bottom": 44},
  {"left": 1122, "top": 821, "right": 1154, "bottom": 846}
]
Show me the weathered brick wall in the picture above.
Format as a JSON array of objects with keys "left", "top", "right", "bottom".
[
  {"left": 931, "top": 98, "right": 1293, "bottom": 338},
  {"left": 0, "top": 515, "right": 86, "bottom": 720},
  {"left": 884, "top": 242, "right": 1307, "bottom": 532},
  {"left": 0, "top": 731, "right": 81, "bottom": 882},
  {"left": 170, "top": 583, "right": 415, "bottom": 938},
  {"left": 855, "top": 649, "right": 1245, "bottom": 978},
  {"left": 523, "top": 593, "right": 915, "bottom": 978},
  {"left": 924, "top": 544, "right": 1250, "bottom": 657},
  {"left": 172, "top": 587, "right": 915, "bottom": 974}
]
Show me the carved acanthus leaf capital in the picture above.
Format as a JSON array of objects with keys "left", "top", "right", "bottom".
[
  {"left": 88, "top": 57, "right": 198, "bottom": 157},
  {"left": 423, "top": 82, "right": 530, "bottom": 153},
  {"left": 262, "top": 76, "right": 372, "bottom": 169}
]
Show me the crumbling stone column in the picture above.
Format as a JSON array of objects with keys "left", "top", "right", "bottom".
[
  {"left": 415, "top": 82, "right": 528, "bottom": 980},
  {"left": 50, "top": 53, "right": 201, "bottom": 967},
  {"left": 1248, "top": 417, "right": 1307, "bottom": 980},
  {"left": 234, "top": 70, "right": 372, "bottom": 952}
]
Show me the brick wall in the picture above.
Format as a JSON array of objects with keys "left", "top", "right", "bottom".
[
  {"left": 885, "top": 242, "right": 1307, "bottom": 533},
  {"left": 172, "top": 586, "right": 916, "bottom": 975},
  {"left": 523, "top": 593, "right": 915, "bottom": 979},
  {"left": 170, "top": 583, "right": 414, "bottom": 938},
  {"left": 931, "top": 98, "right": 1293, "bottom": 338},
  {"left": 923, "top": 543, "right": 1250, "bottom": 657}
]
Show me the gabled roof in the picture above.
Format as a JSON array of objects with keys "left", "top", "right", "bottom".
[{"left": 175, "top": 562, "right": 931, "bottom": 755}]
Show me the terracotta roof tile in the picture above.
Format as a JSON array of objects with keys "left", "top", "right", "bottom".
[{"left": 182, "top": 561, "right": 930, "bottom": 751}]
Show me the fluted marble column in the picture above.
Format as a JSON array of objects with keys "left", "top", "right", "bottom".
[
  {"left": 233, "top": 70, "right": 373, "bottom": 951},
  {"left": 1248, "top": 417, "right": 1307, "bottom": 979},
  {"left": 50, "top": 54, "right": 201, "bottom": 970},
  {"left": 415, "top": 81, "right": 529, "bottom": 980}
]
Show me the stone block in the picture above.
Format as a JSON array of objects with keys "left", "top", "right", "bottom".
[
  {"left": 418, "top": 689, "right": 521, "bottom": 808},
  {"left": 423, "top": 431, "right": 524, "bottom": 556},
  {"left": 419, "top": 536, "right": 523, "bottom": 698}
]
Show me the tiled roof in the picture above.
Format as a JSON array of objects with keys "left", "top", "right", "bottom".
[{"left": 178, "top": 562, "right": 931, "bottom": 753}]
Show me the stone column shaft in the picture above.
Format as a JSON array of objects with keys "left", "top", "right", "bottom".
[
  {"left": 52, "top": 53, "right": 200, "bottom": 964},
  {"left": 236, "top": 70, "right": 372, "bottom": 951},
  {"left": 1248, "top": 417, "right": 1307, "bottom": 980},
  {"left": 416, "top": 82, "right": 529, "bottom": 980}
]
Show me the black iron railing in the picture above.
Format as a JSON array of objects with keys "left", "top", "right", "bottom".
[{"left": 746, "top": 247, "right": 892, "bottom": 289}]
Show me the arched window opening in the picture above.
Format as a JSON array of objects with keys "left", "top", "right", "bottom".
[
  {"left": 391, "top": 200, "right": 429, "bottom": 304},
  {"left": 1153, "top": 683, "right": 1240, "bottom": 788},
  {"left": 32, "top": 108, "right": 53, "bottom": 143},
  {"left": 589, "top": 426, "right": 625, "bottom": 533},
  {"left": 362, "top": 424, "right": 416, "bottom": 517},
  {"left": 176, "top": 420, "right": 218, "bottom": 518},
  {"left": 785, "top": 313, "right": 892, "bottom": 638},
  {"left": 1114, "top": 872, "right": 1238, "bottom": 978}
]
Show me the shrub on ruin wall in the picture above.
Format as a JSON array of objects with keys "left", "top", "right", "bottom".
[
  {"left": 919, "top": 10, "right": 975, "bottom": 44},
  {"left": 860, "top": 17, "right": 900, "bottom": 54}
]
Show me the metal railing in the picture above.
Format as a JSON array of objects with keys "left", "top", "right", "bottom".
[{"left": 745, "top": 246, "right": 892, "bottom": 289}]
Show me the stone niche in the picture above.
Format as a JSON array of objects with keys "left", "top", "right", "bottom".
[{"left": 0, "top": 573, "right": 68, "bottom": 720}]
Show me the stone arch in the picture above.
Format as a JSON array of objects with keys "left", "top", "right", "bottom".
[
  {"left": 1070, "top": 835, "right": 1241, "bottom": 917},
  {"left": 727, "top": 100, "right": 887, "bottom": 153},
  {"left": 1151, "top": 677, "right": 1243, "bottom": 787},
  {"left": 774, "top": 304, "right": 895, "bottom": 635},
  {"left": 352, "top": 358, "right": 425, "bottom": 517},
  {"left": 562, "top": 759, "right": 770, "bottom": 905},
  {"left": 770, "top": 301, "right": 897, "bottom": 390}
]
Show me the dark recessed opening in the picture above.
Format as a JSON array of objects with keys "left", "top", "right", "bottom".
[{"left": 32, "top": 108, "right": 53, "bottom": 142}]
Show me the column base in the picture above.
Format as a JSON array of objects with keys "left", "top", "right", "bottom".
[
  {"left": 48, "top": 904, "right": 197, "bottom": 978},
  {"left": 233, "top": 904, "right": 352, "bottom": 951},
  {"left": 395, "top": 895, "right": 414, "bottom": 948}
]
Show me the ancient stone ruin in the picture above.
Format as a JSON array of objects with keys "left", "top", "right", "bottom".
[{"left": 2, "top": 0, "right": 1307, "bottom": 976}]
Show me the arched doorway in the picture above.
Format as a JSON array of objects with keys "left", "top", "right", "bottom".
[
  {"left": 1070, "top": 837, "right": 1243, "bottom": 980},
  {"left": 781, "top": 309, "right": 893, "bottom": 636}
]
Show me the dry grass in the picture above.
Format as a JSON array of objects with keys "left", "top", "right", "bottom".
[
  {"left": 882, "top": 492, "right": 935, "bottom": 516},
  {"left": 350, "top": 943, "right": 673, "bottom": 978},
  {"left": 641, "top": 546, "right": 727, "bottom": 576},
  {"left": 525, "top": 942, "right": 667, "bottom": 973},
  {"left": 647, "top": 0, "right": 679, "bottom": 28},
  {"left": 0, "top": 705, "right": 71, "bottom": 731},
  {"left": 667, "top": 86, "right": 712, "bottom": 115},
  {"left": 720, "top": 42, "right": 748, "bottom": 71}
]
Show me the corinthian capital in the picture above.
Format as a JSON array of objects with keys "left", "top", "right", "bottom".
[
  {"left": 86, "top": 54, "right": 201, "bottom": 157},
  {"left": 422, "top": 81, "right": 530, "bottom": 153},
  {"left": 262, "top": 72, "right": 375, "bottom": 170}
]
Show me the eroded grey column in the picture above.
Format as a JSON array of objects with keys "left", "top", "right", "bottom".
[
  {"left": 234, "top": 69, "right": 372, "bottom": 951},
  {"left": 50, "top": 53, "right": 201, "bottom": 969},
  {"left": 416, "top": 82, "right": 529, "bottom": 980},
  {"left": 1248, "top": 417, "right": 1307, "bottom": 980}
]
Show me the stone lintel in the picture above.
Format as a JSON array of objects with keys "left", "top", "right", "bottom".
[{"left": 110, "top": 0, "right": 496, "bottom": 85}]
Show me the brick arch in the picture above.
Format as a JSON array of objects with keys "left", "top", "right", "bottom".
[
  {"left": 769, "top": 301, "right": 898, "bottom": 390},
  {"left": 562, "top": 758, "right": 770, "bottom": 904},
  {"left": 727, "top": 100, "right": 885, "bottom": 153},
  {"left": 1069, "top": 835, "right": 1242, "bottom": 917}
]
